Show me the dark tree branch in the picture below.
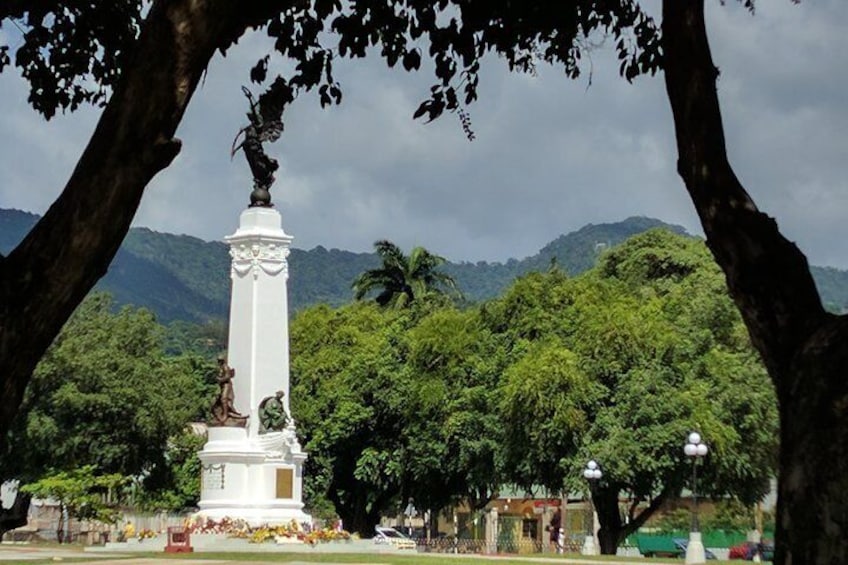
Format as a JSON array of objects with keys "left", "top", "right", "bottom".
[
  {"left": 662, "top": 2, "right": 848, "bottom": 564},
  {"left": 661, "top": 0, "right": 827, "bottom": 393},
  {"left": 625, "top": 488, "right": 672, "bottom": 536},
  {"left": 0, "top": 0, "right": 288, "bottom": 443}
]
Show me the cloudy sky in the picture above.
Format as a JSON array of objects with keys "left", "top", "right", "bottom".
[{"left": 1, "top": 1, "right": 846, "bottom": 267}]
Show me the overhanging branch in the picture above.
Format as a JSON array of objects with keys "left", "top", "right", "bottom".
[{"left": 661, "top": 0, "right": 827, "bottom": 391}]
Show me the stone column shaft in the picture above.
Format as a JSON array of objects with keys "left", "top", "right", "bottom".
[{"left": 225, "top": 207, "right": 292, "bottom": 436}]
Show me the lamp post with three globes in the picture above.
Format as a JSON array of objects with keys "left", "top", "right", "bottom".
[
  {"left": 684, "top": 432, "right": 709, "bottom": 564},
  {"left": 581, "top": 460, "right": 602, "bottom": 556}
]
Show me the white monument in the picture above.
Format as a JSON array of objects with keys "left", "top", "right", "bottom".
[{"left": 196, "top": 205, "right": 310, "bottom": 526}]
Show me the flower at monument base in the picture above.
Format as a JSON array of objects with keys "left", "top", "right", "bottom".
[
  {"left": 184, "top": 517, "right": 324, "bottom": 543},
  {"left": 302, "top": 527, "right": 352, "bottom": 545},
  {"left": 138, "top": 529, "right": 158, "bottom": 540},
  {"left": 185, "top": 516, "right": 251, "bottom": 536},
  {"left": 249, "top": 527, "right": 274, "bottom": 543}
]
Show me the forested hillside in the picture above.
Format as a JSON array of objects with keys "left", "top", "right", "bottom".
[
  {"left": 445, "top": 216, "right": 689, "bottom": 297},
  {"left": 3, "top": 208, "right": 847, "bottom": 321}
]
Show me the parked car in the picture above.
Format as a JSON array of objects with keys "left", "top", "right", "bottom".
[
  {"left": 729, "top": 540, "right": 775, "bottom": 561},
  {"left": 373, "top": 526, "right": 417, "bottom": 550}
]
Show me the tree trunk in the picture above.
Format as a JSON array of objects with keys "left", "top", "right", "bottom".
[
  {"left": 662, "top": 2, "right": 848, "bottom": 564},
  {"left": 350, "top": 495, "right": 380, "bottom": 536},
  {"left": 775, "top": 325, "right": 848, "bottom": 565},
  {"left": 333, "top": 487, "right": 382, "bottom": 536},
  {"left": 592, "top": 486, "right": 621, "bottom": 555},
  {"left": 56, "top": 504, "right": 65, "bottom": 544},
  {"left": 0, "top": 0, "right": 283, "bottom": 442},
  {"left": 594, "top": 485, "right": 670, "bottom": 555},
  {"left": 428, "top": 507, "right": 440, "bottom": 539}
]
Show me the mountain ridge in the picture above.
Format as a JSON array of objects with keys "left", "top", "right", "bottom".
[{"left": 3, "top": 208, "right": 847, "bottom": 322}]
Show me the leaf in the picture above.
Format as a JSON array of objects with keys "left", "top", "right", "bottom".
[
  {"left": 314, "top": 0, "right": 341, "bottom": 19},
  {"left": 402, "top": 49, "right": 421, "bottom": 71},
  {"left": 319, "top": 84, "right": 331, "bottom": 107},
  {"left": 413, "top": 100, "right": 430, "bottom": 120},
  {"left": 250, "top": 55, "right": 269, "bottom": 84},
  {"left": 445, "top": 87, "right": 458, "bottom": 110}
]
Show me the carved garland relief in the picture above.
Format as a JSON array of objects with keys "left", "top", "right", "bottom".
[
  {"left": 202, "top": 463, "right": 225, "bottom": 490},
  {"left": 230, "top": 241, "right": 290, "bottom": 280}
]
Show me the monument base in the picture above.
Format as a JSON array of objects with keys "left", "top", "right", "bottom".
[
  {"left": 193, "top": 505, "right": 311, "bottom": 527},
  {"left": 197, "top": 427, "right": 311, "bottom": 527}
]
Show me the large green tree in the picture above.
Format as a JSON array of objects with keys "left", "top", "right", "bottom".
[
  {"left": 352, "top": 240, "right": 459, "bottom": 308},
  {"left": 1, "top": 2, "right": 842, "bottom": 561},
  {"left": 290, "top": 302, "right": 408, "bottom": 534},
  {"left": 491, "top": 231, "right": 777, "bottom": 554},
  {"left": 0, "top": 293, "right": 213, "bottom": 535},
  {"left": 294, "top": 229, "right": 777, "bottom": 551},
  {"left": 398, "top": 306, "right": 505, "bottom": 517},
  {"left": 290, "top": 299, "right": 502, "bottom": 535}
]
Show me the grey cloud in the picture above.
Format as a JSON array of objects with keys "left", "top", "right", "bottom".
[{"left": 1, "top": 1, "right": 846, "bottom": 268}]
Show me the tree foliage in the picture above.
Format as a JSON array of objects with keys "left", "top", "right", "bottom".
[
  {"left": 293, "top": 230, "right": 777, "bottom": 549},
  {"left": 137, "top": 430, "right": 208, "bottom": 512},
  {"left": 352, "top": 240, "right": 460, "bottom": 308},
  {"left": 486, "top": 231, "right": 777, "bottom": 552},
  {"left": 290, "top": 302, "right": 409, "bottom": 534},
  {"left": 0, "top": 2, "right": 144, "bottom": 118},
  {"left": 19, "top": 466, "right": 126, "bottom": 542},
  {"left": 0, "top": 1, "right": 663, "bottom": 443},
  {"left": 399, "top": 306, "right": 505, "bottom": 512},
  {"left": 1, "top": 293, "right": 214, "bottom": 532},
  {"left": 291, "top": 295, "right": 506, "bottom": 534}
]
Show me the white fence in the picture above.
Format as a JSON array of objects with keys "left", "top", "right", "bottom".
[{"left": 7, "top": 503, "right": 190, "bottom": 544}]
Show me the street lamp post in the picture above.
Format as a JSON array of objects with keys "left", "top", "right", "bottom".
[
  {"left": 581, "top": 460, "right": 602, "bottom": 556},
  {"left": 403, "top": 498, "right": 417, "bottom": 537},
  {"left": 684, "top": 432, "right": 709, "bottom": 565}
]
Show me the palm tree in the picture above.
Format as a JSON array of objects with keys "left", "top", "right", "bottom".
[{"left": 352, "top": 240, "right": 460, "bottom": 308}]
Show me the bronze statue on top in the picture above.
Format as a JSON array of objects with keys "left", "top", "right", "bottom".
[
  {"left": 231, "top": 80, "right": 293, "bottom": 207},
  {"left": 210, "top": 357, "right": 248, "bottom": 427}
]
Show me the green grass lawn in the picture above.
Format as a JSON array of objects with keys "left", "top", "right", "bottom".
[
  {"left": 0, "top": 548, "right": 720, "bottom": 565},
  {"left": 152, "top": 552, "right": 660, "bottom": 563}
]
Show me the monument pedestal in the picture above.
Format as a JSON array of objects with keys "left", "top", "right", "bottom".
[
  {"left": 196, "top": 206, "right": 310, "bottom": 527},
  {"left": 197, "top": 427, "right": 309, "bottom": 525}
]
